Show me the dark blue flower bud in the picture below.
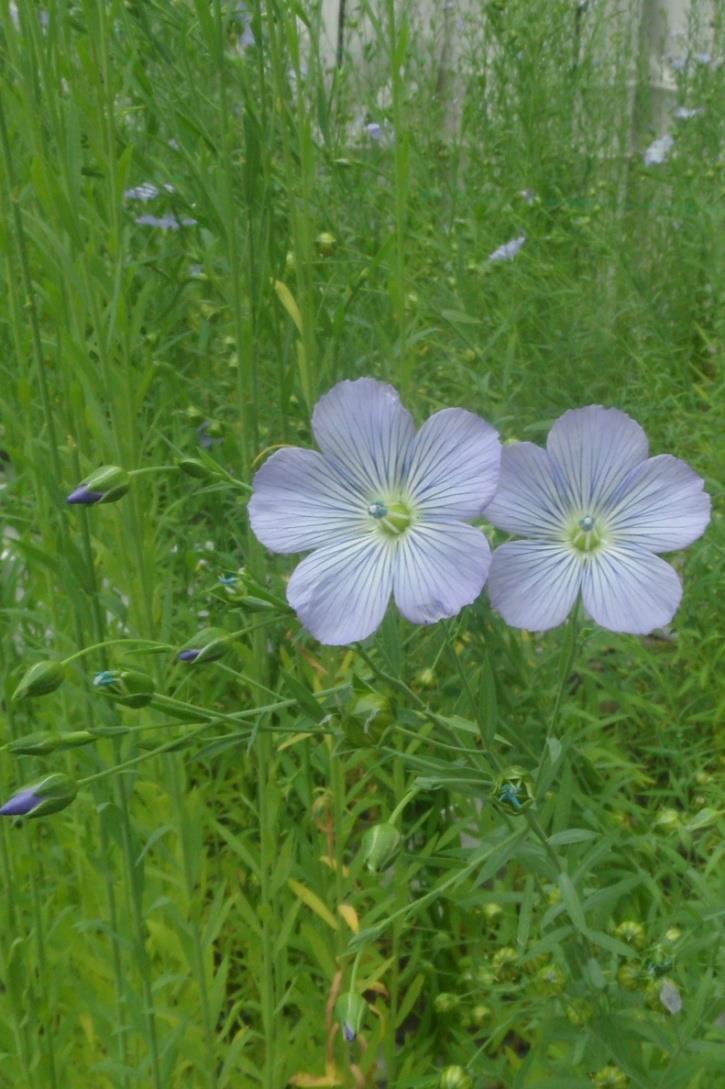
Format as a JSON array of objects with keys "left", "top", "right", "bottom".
[
  {"left": 67, "top": 465, "right": 130, "bottom": 505},
  {"left": 176, "top": 627, "right": 229, "bottom": 664},
  {"left": 0, "top": 772, "right": 78, "bottom": 819},
  {"left": 334, "top": 992, "right": 367, "bottom": 1043},
  {"left": 93, "top": 669, "right": 156, "bottom": 708}
]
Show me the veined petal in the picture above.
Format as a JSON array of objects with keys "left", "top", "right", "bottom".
[
  {"left": 547, "top": 406, "right": 649, "bottom": 510},
  {"left": 405, "top": 409, "right": 501, "bottom": 520},
  {"left": 581, "top": 545, "right": 682, "bottom": 634},
  {"left": 393, "top": 522, "right": 491, "bottom": 624},
  {"left": 312, "top": 378, "right": 415, "bottom": 496},
  {"left": 484, "top": 441, "right": 568, "bottom": 536},
  {"left": 287, "top": 536, "right": 393, "bottom": 644},
  {"left": 487, "top": 540, "right": 582, "bottom": 630},
  {"left": 605, "top": 454, "right": 711, "bottom": 552},
  {"left": 249, "top": 448, "right": 367, "bottom": 554}
]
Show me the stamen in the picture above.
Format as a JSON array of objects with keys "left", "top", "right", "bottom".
[
  {"left": 570, "top": 513, "right": 601, "bottom": 553},
  {"left": 368, "top": 501, "right": 388, "bottom": 519},
  {"left": 368, "top": 499, "right": 414, "bottom": 536}
]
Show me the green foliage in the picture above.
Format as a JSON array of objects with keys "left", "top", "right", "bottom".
[{"left": 0, "top": 1, "right": 722, "bottom": 1088}]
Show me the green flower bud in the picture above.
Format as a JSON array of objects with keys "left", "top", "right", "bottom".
[
  {"left": 646, "top": 943, "right": 674, "bottom": 978},
  {"left": 664, "top": 927, "right": 682, "bottom": 945},
  {"left": 67, "top": 465, "right": 130, "bottom": 505},
  {"left": 176, "top": 627, "right": 229, "bottom": 664},
  {"left": 535, "top": 962, "right": 566, "bottom": 996},
  {"left": 654, "top": 807, "right": 681, "bottom": 831},
  {"left": 8, "top": 731, "right": 62, "bottom": 756},
  {"left": 342, "top": 691, "right": 393, "bottom": 746},
  {"left": 12, "top": 660, "right": 66, "bottom": 702},
  {"left": 523, "top": 954, "right": 549, "bottom": 975},
  {"left": 439, "top": 1066, "right": 473, "bottom": 1089},
  {"left": 0, "top": 772, "right": 78, "bottom": 819},
  {"left": 93, "top": 669, "right": 156, "bottom": 708},
  {"left": 334, "top": 991, "right": 367, "bottom": 1043},
  {"left": 617, "top": 963, "right": 643, "bottom": 991},
  {"left": 360, "top": 823, "right": 401, "bottom": 872},
  {"left": 470, "top": 1003, "right": 492, "bottom": 1027},
  {"left": 414, "top": 667, "right": 437, "bottom": 689},
  {"left": 614, "top": 920, "right": 646, "bottom": 950},
  {"left": 565, "top": 998, "right": 593, "bottom": 1026},
  {"left": 593, "top": 1065, "right": 628, "bottom": 1088},
  {"left": 8, "top": 729, "right": 97, "bottom": 755},
  {"left": 492, "top": 946, "right": 520, "bottom": 983},
  {"left": 176, "top": 457, "right": 215, "bottom": 479},
  {"left": 493, "top": 766, "right": 534, "bottom": 814},
  {"left": 433, "top": 992, "right": 460, "bottom": 1015},
  {"left": 481, "top": 902, "right": 503, "bottom": 924},
  {"left": 315, "top": 231, "right": 337, "bottom": 257},
  {"left": 474, "top": 965, "right": 495, "bottom": 989}
]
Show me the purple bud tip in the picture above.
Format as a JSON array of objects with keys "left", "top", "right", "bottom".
[
  {"left": 342, "top": 1023, "right": 356, "bottom": 1043},
  {"left": 177, "top": 649, "right": 200, "bottom": 662},
  {"left": 0, "top": 788, "right": 40, "bottom": 817},
  {"left": 67, "top": 486, "right": 104, "bottom": 505}
]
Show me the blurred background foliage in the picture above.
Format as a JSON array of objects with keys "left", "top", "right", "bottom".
[{"left": 0, "top": 1, "right": 722, "bottom": 1087}]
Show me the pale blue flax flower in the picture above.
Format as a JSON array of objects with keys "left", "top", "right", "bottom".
[
  {"left": 484, "top": 406, "right": 710, "bottom": 634},
  {"left": 249, "top": 378, "right": 501, "bottom": 645},
  {"left": 488, "top": 235, "right": 526, "bottom": 263}
]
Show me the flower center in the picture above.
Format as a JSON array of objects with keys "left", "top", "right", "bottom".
[
  {"left": 368, "top": 499, "right": 414, "bottom": 537},
  {"left": 569, "top": 514, "right": 602, "bottom": 553}
]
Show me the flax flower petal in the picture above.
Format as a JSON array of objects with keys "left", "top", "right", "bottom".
[
  {"left": 249, "top": 448, "right": 366, "bottom": 554},
  {"left": 405, "top": 409, "right": 501, "bottom": 520},
  {"left": 488, "top": 540, "right": 582, "bottom": 630},
  {"left": 287, "top": 536, "right": 394, "bottom": 644},
  {"left": 484, "top": 441, "right": 568, "bottom": 536},
  {"left": 312, "top": 378, "right": 415, "bottom": 496},
  {"left": 581, "top": 546, "right": 682, "bottom": 634},
  {"left": 606, "top": 454, "right": 711, "bottom": 552},
  {"left": 547, "top": 406, "right": 649, "bottom": 510},
  {"left": 393, "top": 522, "right": 491, "bottom": 624}
]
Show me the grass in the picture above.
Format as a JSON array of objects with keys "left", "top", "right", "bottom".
[{"left": 0, "top": 2, "right": 723, "bottom": 1087}]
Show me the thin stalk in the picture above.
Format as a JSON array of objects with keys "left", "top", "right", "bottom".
[
  {"left": 384, "top": 0, "right": 410, "bottom": 392},
  {"left": 168, "top": 758, "right": 218, "bottom": 1088}
]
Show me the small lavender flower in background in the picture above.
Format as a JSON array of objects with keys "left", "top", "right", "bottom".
[
  {"left": 488, "top": 235, "right": 526, "bottom": 263},
  {"left": 674, "top": 106, "right": 704, "bottom": 121},
  {"left": 644, "top": 133, "right": 674, "bottom": 166},
  {"left": 124, "top": 182, "right": 175, "bottom": 202},
  {"left": 249, "top": 379, "right": 501, "bottom": 645},
  {"left": 135, "top": 213, "right": 197, "bottom": 230},
  {"left": 196, "top": 420, "right": 223, "bottom": 449},
  {"left": 484, "top": 406, "right": 710, "bottom": 634}
]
